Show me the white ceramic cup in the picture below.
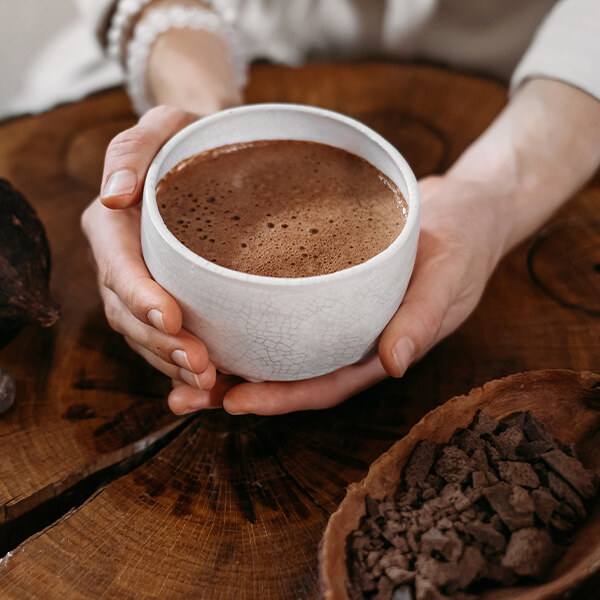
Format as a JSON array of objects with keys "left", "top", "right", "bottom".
[{"left": 142, "top": 103, "right": 419, "bottom": 382}]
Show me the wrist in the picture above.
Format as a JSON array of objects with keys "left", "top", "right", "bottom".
[{"left": 148, "top": 27, "right": 243, "bottom": 115}]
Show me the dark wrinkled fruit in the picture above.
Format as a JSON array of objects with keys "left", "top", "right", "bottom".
[
  {"left": 0, "top": 368, "right": 16, "bottom": 413},
  {"left": 0, "top": 178, "right": 59, "bottom": 344}
]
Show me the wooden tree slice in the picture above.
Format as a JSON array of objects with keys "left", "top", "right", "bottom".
[
  {"left": 0, "top": 63, "right": 598, "bottom": 598},
  {"left": 320, "top": 370, "right": 600, "bottom": 600},
  {"left": 0, "top": 92, "right": 180, "bottom": 526}
]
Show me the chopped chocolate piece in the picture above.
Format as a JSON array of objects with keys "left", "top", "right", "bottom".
[
  {"left": 385, "top": 566, "right": 415, "bottom": 585},
  {"left": 424, "top": 474, "right": 444, "bottom": 491},
  {"left": 483, "top": 483, "right": 534, "bottom": 530},
  {"left": 501, "top": 528, "right": 561, "bottom": 580},
  {"left": 482, "top": 440, "right": 501, "bottom": 465},
  {"left": 434, "top": 447, "right": 472, "bottom": 484},
  {"left": 470, "top": 410, "right": 499, "bottom": 435},
  {"left": 469, "top": 447, "right": 489, "bottom": 472},
  {"left": 491, "top": 426, "right": 526, "bottom": 460},
  {"left": 440, "top": 484, "right": 471, "bottom": 511},
  {"left": 547, "top": 471, "right": 586, "bottom": 520},
  {"left": 405, "top": 440, "right": 437, "bottom": 489},
  {"left": 509, "top": 485, "right": 535, "bottom": 515},
  {"left": 390, "top": 535, "right": 410, "bottom": 553},
  {"left": 392, "top": 585, "right": 414, "bottom": 600},
  {"left": 489, "top": 514, "right": 504, "bottom": 532},
  {"left": 541, "top": 449, "right": 598, "bottom": 500},
  {"left": 415, "top": 555, "right": 459, "bottom": 589},
  {"left": 498, "top": 461, "right": 540, "bottom": 488},
  {"left": 450, "top": 428, "right": 482, "bottom": 454},
  {"left": 374, "top": 575, "right": 395, "bottom": 600},
  {"left": 471, "top": 471, "right": 489, "bottom": 489},
  {"left": 531, "top": 488, "right": 560, "bottom": 524},
  {"left": 420, "top": 528, "right": 449, "bottom": 555},
  {"left": 458, "top": 545, "right": 485, "bottom": 589},
  {"left": 380, "top": 548, "right": 410, "bottom": 571},
  {"left": 517, "top": 439, "right": 555, "bottom": 461},
  {"left": 407, "top": 530, "right": 419, "bottom": 554},
  {"left": 347, "top": 409, "right": 599, "bottom": 600},
  {"left": 415, "top": 577, "right": 448, "bottom": 600},
  {"left": 465, "top": 520, "right": 506, "bottom": 552},
  {"left": 522, "top": 413, "right": 555, "bottom": 447}
]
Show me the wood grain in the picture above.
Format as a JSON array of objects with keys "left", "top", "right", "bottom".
[{"left": 0, "top": 63, "right": 598, "bottom": 598}]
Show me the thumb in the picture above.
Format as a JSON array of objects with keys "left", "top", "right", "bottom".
[
  {"left": 378, "top": 249, "right": 457, "bottom": 378},
  {"left": 100, "top": 105, "right": 197, "bottom": 209}
]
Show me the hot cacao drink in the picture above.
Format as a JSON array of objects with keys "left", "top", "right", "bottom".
[{"left": 157, "top": 140, "right": 407, "bottom": 278}]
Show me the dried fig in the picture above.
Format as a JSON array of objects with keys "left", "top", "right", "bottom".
[{"left": 0, "top": 178, "right": 59, "bottom": 343}]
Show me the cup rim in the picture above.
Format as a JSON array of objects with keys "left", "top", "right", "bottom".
[{"left": 144, "top": 103, "right": 420, "bottom": 287}]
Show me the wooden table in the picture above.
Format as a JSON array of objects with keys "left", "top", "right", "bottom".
[{"left": 0, "top": 63, "right": 598, "bottom": 599}]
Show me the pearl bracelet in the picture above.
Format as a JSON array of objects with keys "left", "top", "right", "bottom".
[
  {"left": 107, "top": 0, "right": 154, "bottom": 63},
  {"left": 125, "top": 5, "right": 248, "bottom": 115}
]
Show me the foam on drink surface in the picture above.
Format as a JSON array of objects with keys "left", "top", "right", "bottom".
[{"left": 157, "top": 140, "right": 407, "bottom": 278}]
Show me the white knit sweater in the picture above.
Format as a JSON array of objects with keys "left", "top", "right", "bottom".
[{"left": 8, "top": 0, "right": 600, "bottom": 117}]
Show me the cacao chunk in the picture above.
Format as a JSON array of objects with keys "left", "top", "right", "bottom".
[
  {"left": 434, "top": 447, "right": 471, "bottom": 484},
  {"left": 385, "top": 566, "right": 415, "bottom": 585},
  {"left": 498, "top": 461, "right": 540, "bottom": 488},
  {"left": 541, "top": 449, "right": 598, "bottom": 500},
  {"left": 457, "top": 545, "right": 485, "bottom": 589},
  {"left": 491, "top": 426, "right": 526, "bottom": 460},
  {"left": 483, "top": 483, "right": 534, "bottom": 530},
  {"left": 522, "top": 413, "right": 555, "bottom": 446},
  {"left": 450, "top": 428, "right": 481, "bottom": 454},
  {"left": 0, "top": 178, "right": 59, "bottom": 342},
  {"left": 531, "top": 488, "right": 560, "bottom": 524},
  {"left": 415, "top": 577, "right": 448, "bottom": 600},
  {"left": 465, "top": 520, "right": 506, "bottom": 552},
  {"left": 470, "top": 410, "right": 499, "bottom": 435},
  {"left": 501, "top": 528, "right": 561, "bottom": 580},
  {"left": 404, "top": 440, "right": 437, "bottom": 489},
  {"left": 547, "top": 471, "right": 586, "bottom": 521}
]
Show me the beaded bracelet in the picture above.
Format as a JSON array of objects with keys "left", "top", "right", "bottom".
[{"left": 125, "top": 5, "right": 247, "bottom": 115}]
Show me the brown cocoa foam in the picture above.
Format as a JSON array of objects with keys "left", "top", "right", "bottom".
[{"left": 156, "top": 140, "right": 407, "bottom": 278}]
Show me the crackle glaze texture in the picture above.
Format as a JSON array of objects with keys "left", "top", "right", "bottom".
[{"left": 142, "top": 104, "right": 419, "bottom": 381}]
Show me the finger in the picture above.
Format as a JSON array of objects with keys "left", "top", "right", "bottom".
[
  {"left": 101, "top": 286, "right": 211, "bottom": 374},
  {"left": 378, "top": 245, "right": 458, "bottom": 378},
  {"left": 222, "top": 354, "right": 387, "bottom": 416},
  {"left": 168, "top": 375, "right": 240, "bottom": 415},
  {"left": 100, "top": 105, "right": 197, "bottom": 208},
  {"left": 83, "top": 200, "right": 182, "bottom": 335},
  {"left": 124, "top": 336, "right": 216, "bottom": 391}
]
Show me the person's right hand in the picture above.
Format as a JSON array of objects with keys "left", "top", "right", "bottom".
[{"left": 81, "top": 106, "right": 220, "bottom": 412}]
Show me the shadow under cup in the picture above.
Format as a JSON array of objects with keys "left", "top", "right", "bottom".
[{"left": 142, "top": 104, "right": 420, "bottom": 382}]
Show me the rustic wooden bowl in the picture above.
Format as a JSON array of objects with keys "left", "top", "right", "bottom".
[{"left": 320, "top": 370, "right": 600, "bottom": 599}]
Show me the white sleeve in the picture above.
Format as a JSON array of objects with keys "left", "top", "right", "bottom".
[
  {"left": 73, "top": 0, "right": 116, "bottom": 43},
  {"left": 510, "top": 0, "right": 600, "bottom": 100}
]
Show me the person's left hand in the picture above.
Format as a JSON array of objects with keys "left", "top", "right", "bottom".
[{"left": 172, "top": 174, "right": 510, "bottom": 415}]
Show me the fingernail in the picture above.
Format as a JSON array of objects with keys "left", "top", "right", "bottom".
[
  {"left": 102, "top": 170, "right": 137, "bottom": 198},
  {"left": 227, "top": 409, "right": 247, "bottom": 416},
  {"left": 391, "top": 337, "right": 415, "bottom": 377},
  {"left": 171, "top": 349, "right": 192, "bottom": 371},
  {"left": 147, "top": 309, "right": 166, "bottom": 333},
  {"left": 181, "top": 406, "right": 201, "bottom": 415},
  {"left": 180, "top": 368, "right": 203, "bottom": 390}
]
